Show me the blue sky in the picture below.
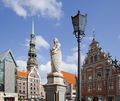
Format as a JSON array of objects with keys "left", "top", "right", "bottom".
[{"left": 0, "top": 0, "right": 120, "bottom": 83}]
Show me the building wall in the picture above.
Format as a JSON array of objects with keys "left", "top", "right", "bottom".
[
  {"left": 17, "top": 77, "right": 28, "bottom": 100},
  {"left": 28, "top": 68, "right": 40, "bottom": 99},
  {"left": 39, "top": 84, "right": 46, "bottom": 99},
  {"left": 82, "top": 62, "right": 118, "bottom": 100},
  {"left": 0, "top": 61, "right": 4, "bottom": 91},
  {"left": 117, "top": 74, "right": 120, "bottom": 95},
  {"left": 17, "top": 68, "right": 42, "bottom": 100},
  {"left": 0, "top": 50, "right": 18, "bottom": 101},
  {"left": 81, "top": 38, "right": 119, "bottom": 101},
  {"left": 4, "top": 55, "right": 16, "bottom": 93}
]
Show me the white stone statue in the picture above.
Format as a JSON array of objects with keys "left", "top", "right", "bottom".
[{"left": 50, "top": 37, "right": 62, "bottom": 73}]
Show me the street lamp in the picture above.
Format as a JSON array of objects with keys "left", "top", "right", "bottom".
[{"left": 71, "top": 10, "right": 87, "bottom": 101}]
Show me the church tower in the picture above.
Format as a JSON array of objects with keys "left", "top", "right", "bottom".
[{"left": 27, "top": 19, "right": 38, "bottom": 71}]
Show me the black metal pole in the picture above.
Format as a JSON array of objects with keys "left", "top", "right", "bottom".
[
  {"left": 72, "top": 11, "right": 87, "bottom": 101},
  {"left": 77, "top": 31, "right": 81, "bottom": 101}
]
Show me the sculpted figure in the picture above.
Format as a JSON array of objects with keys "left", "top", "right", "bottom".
[{"left": 50, "top": 38, "right": 62, "bottom": 73}]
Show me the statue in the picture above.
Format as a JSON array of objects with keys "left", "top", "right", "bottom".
[{"left": 50, "top": 37, "right": 62, "bottom": 73}]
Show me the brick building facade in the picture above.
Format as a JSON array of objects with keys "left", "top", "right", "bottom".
[{"left": 82, "top": 37, "right": 120, "bottom": 101}]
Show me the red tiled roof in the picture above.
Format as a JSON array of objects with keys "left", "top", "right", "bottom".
[
  {"left": 61, "top": 71, "right": 76, "bottom": 89},
  {"left": 17, "top": 71, "right": 29, "bottom": 77}
]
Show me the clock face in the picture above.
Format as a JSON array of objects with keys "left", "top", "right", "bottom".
[{"left": 31, "top": 48, "right": 35, "bottom": 52}]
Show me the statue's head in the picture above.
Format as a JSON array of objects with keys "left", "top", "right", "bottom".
[{"left": 54, "top": 37, "right": 59, "bottom": 43}]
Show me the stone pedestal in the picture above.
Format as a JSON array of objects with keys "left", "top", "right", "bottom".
[{"left": 44, "top": 72, "right": 66, "bottom": 101}]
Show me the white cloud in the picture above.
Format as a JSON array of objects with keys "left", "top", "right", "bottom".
[
  {"left": 39, "top": 61, "right": 51, "bottom": 83},
  {"left": 2, "top": 0, "right": 63, "bottom": 20},
  {"left": 26, "top": 35, "right": 50, "bottom": 49},
  {"left": 66, "top": 51, "right": 85, "bottom": 64},
  {"left": 36, "top": 35, "right": 50, "bottom": 49},
  {"left": 61, "top": 62, "right": 77, "bottom": 74},
  {"left": 67, "top": 52, "right": 77, "bottom": 63},
  {"left": 16, "top": 60, "right": 27, "bottom": 71}
]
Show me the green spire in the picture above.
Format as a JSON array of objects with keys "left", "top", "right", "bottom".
[{"left": 27, "top": 19, "right": 38, "bottom": 71}]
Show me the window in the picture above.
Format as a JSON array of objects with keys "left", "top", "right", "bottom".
[
  {"left": 94, "top": 55, "right": 98, "bottom": 62},
  {"left": 88, "top": 83, "right": 92, "bottom": 92},
  {"left": 36, "top": 80, "right": 39, "bottom": 83},
  {"left": 87, "top": 97, "right": 93, "bottom": 101},
  {"left": 19, "top": 90, "right": 21, "bottom": 93},
  {"left": 109, "top": 81, "right": 114, "bottom": 90},
  {"left": 119, "top": 78, "right": 120, "bottom": 89},
  {"left": 0, "top": 62, "right": 3, "bottom": 72},
  {"left": 73, "top": 93, "right": 76, "bottom": 95},
  {"left": 97, "top": 82, "right": 102, "bottom": 91},
  {"left": 88, "top": 75, "right": 92, "bottom": 80},
  {"left": 0, "top": 62, "right": 4, "bottom": 90},
  {"left": 90, "top": 56, "right": 93, "bottom": 63},
  {"left": 97, "top": 72, "right": 102, "bottom": 79}
]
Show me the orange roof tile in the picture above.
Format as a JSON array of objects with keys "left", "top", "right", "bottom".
[
  {"left": 61, "top": 71, "right": 76, "bottom": 89},
  {"left": 17, "top": 71, "right": 29, "bottom": 77}
]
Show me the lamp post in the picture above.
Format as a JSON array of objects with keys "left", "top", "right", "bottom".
[{"left": 71, "top": 10, "right": 87, "bottom": 101}]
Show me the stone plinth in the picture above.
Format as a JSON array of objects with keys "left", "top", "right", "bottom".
[
  {"left": 44, "top": 72, "right": 66, "bottom": 101},
  {"left": 47, "top": 72, "right": 64, "bottom": 84}
]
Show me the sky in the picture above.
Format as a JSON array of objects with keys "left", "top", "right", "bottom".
[{"left": 0, "top": 0, "right": 120, "bottom": 83}]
